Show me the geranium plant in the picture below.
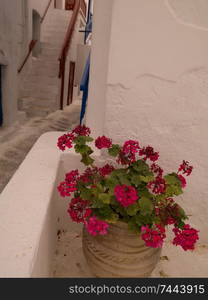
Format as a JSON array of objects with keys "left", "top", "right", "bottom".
[{"left": 57, "top": 125, "right": 199, "bottom": 251}]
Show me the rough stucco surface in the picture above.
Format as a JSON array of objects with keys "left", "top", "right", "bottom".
[
  {"left": 103, "top": 0, "right": 208, "bottom": 243},
  {"left": 166, "top": 0, "right": 208, "bottom": 30}
]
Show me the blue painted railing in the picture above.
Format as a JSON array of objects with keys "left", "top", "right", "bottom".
[
  {"left": 0, "top": 66, "right": 3, "bottom": 126},
  {"left": 80, "top": 54, "right": 90, "bottom": 124}
]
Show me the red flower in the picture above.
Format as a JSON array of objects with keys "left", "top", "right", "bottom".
[
  {"left": 79, "top": 167, "right": 99, "bottom": 183},
  {"left": 141, "top": 224, "right": 166, "bottom": 248},
  {"left": 57, "top": 133, "right": 75, "bottom": 151},
  {"left": 95, "top": 136, "right": 112, "bottom": 149},
  {"left": 99, "top": 164, "right": 115, "bottom": 176},
  {"left": 172, "top": 224, "right": 199, "bottom": 251},
  {"left": 57, "top": 181, "right": 77, "bottom": 197},
  {"left": 68, "top": 197, "right": 92, "bottom": 223},
  {"left": 85, "top": 216, "right": 109, "bottom": 236},
  {"left": 117, "top": 140, "right": 140, "bottom": 165},
  {"left": 147, "top": 176, "right": 166, "bottom": 194},
  {"left": 165, "top": 217, "right": 176, "bottom": 225},
  {"left": 57, "top": 170, "right": 79, "bottom": 197},
  {"left": 114, "top": 185, "right": 138, "bottom": 207},
  {"left": 139, "top": 146, "right": 159, "bottom": 162},
  {"left": 151, "top": 163, "right": 163, "bottom": 176},
  {"left": 178, "top": 160, "right": 193, "bottom": 176},
  {"left": 178, "top": 174, "right": 186, "bottom": 188},
  {"left": 65, "top": 170, "right": 79, "bottom": 183},
  {"left": 72, "top": 125, "right": 91, "bottom": 136}
]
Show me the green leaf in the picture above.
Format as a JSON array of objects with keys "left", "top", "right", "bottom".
[
  {"left": 164, "top": 173, "right": 180, "bottom": 185},
  {"left": 75, "top": 144, "right": 93, "bottom": 155},
  {"left": 81, "top": 154, "right": 94, "bottom": 166},
  {"left": 98, "top": 193, "right": 111, "bottom": 204},
  {"left": 139, "top": 189, "right": 153, "bottom": 199},
  {"left": 91, "top": 197, "right": 105, "bottom": 208},
  {"left": 94, "top": 205, "right": 118, "bottom": 222},
  {"left": 126, "top": 203, "right": 140, "bottom": 216},
  {"left": 131, "top": 160, "right": 150, "bottom": 174},
  {"left": 105, "top": 213, "right": 119, "bottom": 223},
  {"left": 110, "top": 169, "right": 131, "bottom": 185},
  {"left": 131, "top": 174, "right": 142, "bottom": 186},
  {"left": 139, "top": 196, "right": 154, "bottom": 215},
  {"left": 108, "top": 144, "right": 121, "bottom": 157},
  {"left": 139, "top": 174, "right": 154, "bottom": 183},
  {"left": 134, "top": 213, "right": 154, "bottom": 225},
  {"left": 111, "top": 169, "right": 126, "bottom": 177},
  {"left": 118, "top": 175, "right": 131, "bottom": 185},
  {"left": 164, "top": 173, "right": 183, "bottom": 197},
  {"left": 105, "top": 177, "right": 119, "bottom": 192},
  {"left": 177, "top": 206, "right": 188, "bottom": 220},
  {"left": 128, "top": 220, "right": 141, "bottom": 234},
  {"left": 79, "top": 187, "right": 92, "bottom": 201},
  {"left": 74, "top": 136, "right": 93, "bottom": 144}
]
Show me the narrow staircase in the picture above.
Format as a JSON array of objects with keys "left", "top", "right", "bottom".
[{"left": 18, "top": 8, "right": 73, "bottom": 118}]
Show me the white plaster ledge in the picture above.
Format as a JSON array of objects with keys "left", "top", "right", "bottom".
[
  {"left": 0, "top": 132, "right": 62, "bottom": 277},
  {"left": 0, "top": 131, "right": 101, "bottom": 277}
]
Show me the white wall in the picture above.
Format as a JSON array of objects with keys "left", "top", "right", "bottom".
[
  {"left": 85, "top": 0, "right": 113, "bottom": 136},
  {"left": 28, "top": 0, "right": 52, "bottom": 43},
  {"left": 55, "top": 0, "right": 65, "bottom": 10},
  {"left": 86, "top": 0, "right": 208, "bottom": 243},
  {"left": 0, "top": 0, "right": 19, "bottom": 126}
]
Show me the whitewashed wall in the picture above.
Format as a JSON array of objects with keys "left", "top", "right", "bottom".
[
  {"left": 0, "top": 0, "right": 19, "bottom": 126},
  {"left": 86, "top": 0, "right": 208, "bottom": 242}
]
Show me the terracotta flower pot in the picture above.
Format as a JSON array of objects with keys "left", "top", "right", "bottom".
[{"left": 82, "top": 221, "right": 161, "bottom": 277}]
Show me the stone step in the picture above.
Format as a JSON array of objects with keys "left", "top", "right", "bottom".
[
  {"left": 41, "top": 34, "right": 66, "bottom": 44},
  {"left": 20, "top": 80, "right": 59, "bottom": 92},
  {"left": 18, "top": 98, "right": 55, "bottom": 109},
  {"left": 19, "top": 89, "right": 59, "bottom": 101},
  {"left": 40, "top": 47, "right": 60, "bottom": 56},
  {"left": 18, "top": 8, "right": 74, "bottom": 114},
  {"left": 43, "top": 10, "right": 72, "bottom": 22},
  {"left": 30, "top": 62, "right": 59, "bottom": 74},
  {"left": 18, "top": 97, "right": 59, "bottom": 118},
  {"left": 22, "top": 74, "right": 59, "bottom": 86}
]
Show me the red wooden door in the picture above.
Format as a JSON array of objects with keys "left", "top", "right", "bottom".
[
  {"left": 67, "top": 61, "right": 76, "bottom": 105},
  {"left": 65, "top": 0, "right": 75, "bottom": 10}
]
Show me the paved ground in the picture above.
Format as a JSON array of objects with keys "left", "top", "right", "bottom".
[
  {"left": 51, "top": 221, "right": 208, "bottom": 278},
  {"left": 0, "top": 102, "right": 81, "bottom": 194}
]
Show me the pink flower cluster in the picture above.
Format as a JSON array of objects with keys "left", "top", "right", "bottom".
[
  {"left": 57, "top": 133, "right": 75, "bottom": 151},
  {"left": 68, "top": 197, "right": 91, "bottom": 223},
  {"left": 95, "top": 136, "right": 112, "bottom": 149},
  {"left": 178, "top": 174, "right": 186, "bottom": 188},
  {"left": 172, "top": 224, "right": 199, "bottom": 251},
  {"left": 57, "top": 125, "right": 91, "bottom": 151},
  {"left": 99, "top": 164, "right": 115, "bottom": 176},
  {"left": 72, "top": 125, "right": 91, "bottom": 136},
  {"left": 151, "top": 163, "right": 163, "bottom": 177},
  {"left": 114, "top": 185, "right": 138, "bottom": 207},
  {"left": 79, "top": 167, "right": 99, "bottom": 183},
  {"left": 178, "top": 160, "right": 193, "bottom": 176},
  {"left": 85, "top": 216, "right": 109, "bottom": 236},
  {"left": 139, "top": 146, "right": 159, "bottom": 162},
  {"left": 117, "top": 140, "right": 140, "bottom": 165},
  {"left": 122, "top": 140, "right": 140, "bottom": 163},
  {"left": 57, "top": 169, "right": 79, "bottom": 197},
  {"left": 141, "top": 224, "right": 166, "bottom": 248},
  {"left": 176, "top": 160, "right": 193, "bottom": 189},
  {"left": 147, "top": 176, "right": 166, "bottom": 194}
]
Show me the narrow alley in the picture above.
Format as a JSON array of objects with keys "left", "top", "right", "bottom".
[{"left": 0, "top": 103, "right": 80, "bottom": 193}]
